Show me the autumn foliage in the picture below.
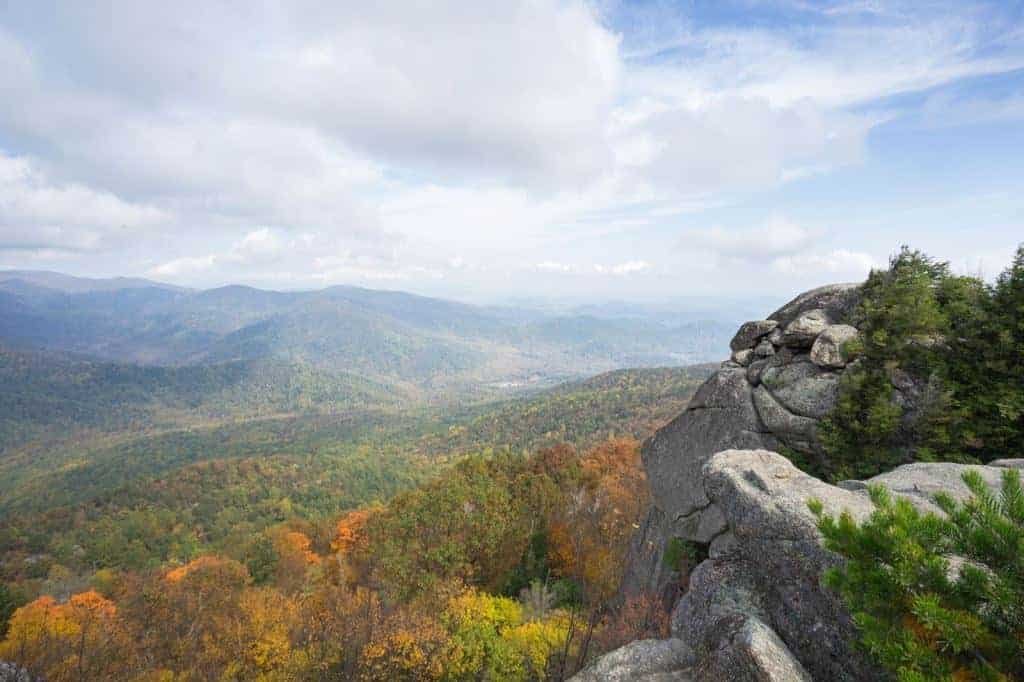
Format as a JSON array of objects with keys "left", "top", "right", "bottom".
[
  {"left": 0, "top": 591, "right": 131, "bottom": 681},
  {"left": 0, "top": 437, "right": 651, "bottom": 680}
]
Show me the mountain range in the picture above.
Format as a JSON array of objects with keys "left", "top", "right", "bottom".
[{"left": 0, "top": 270, "right": 736, "bottom": 408}]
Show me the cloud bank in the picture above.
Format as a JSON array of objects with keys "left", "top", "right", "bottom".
[{"left": 0, "top": 0, "right": 1021, "bottom": 299}]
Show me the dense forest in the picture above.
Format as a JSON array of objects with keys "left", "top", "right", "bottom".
[
  {"left": 0, "top": 362, "right": 711, "bottom": 680},
  {"left": 0, "top": 438, "right": 658, "bottom": 680},
  {"left": 0, "top": 351, "right": 398, "bottom": 451},
  {"left": 819, "top": 245, "right": 1024, "bottom": 479}
]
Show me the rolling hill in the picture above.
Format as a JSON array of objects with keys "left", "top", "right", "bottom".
[
  {"left": 0, "top": 271, "right": 734, "bottom": 401},
  {"left": 0, "top": 347, "right": 398, "bottom": 452},
  {"left": 0, "top": 364, "right": 714, "bottom": 576}
]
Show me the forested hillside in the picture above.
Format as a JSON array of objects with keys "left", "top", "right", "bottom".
[
  {"left": 0, "top": 272, "right": 734, "bottom": 400},
  {"left": 0, "top": 439, "right": 657, "bottom": 681},
  {"left": 0, "top": 363, "right": 712, "bottom": 674},
  {"left": 0, "top": 349, "right": 397, "bottom": 451}
]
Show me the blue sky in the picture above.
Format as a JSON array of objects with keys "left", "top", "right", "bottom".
[{"left": 0, "top": 0, "right": 1022, "bottom": 302}]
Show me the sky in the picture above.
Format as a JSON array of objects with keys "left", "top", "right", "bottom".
[{"left": 0, "top": 0, "right": 1022, "bottom": 303}]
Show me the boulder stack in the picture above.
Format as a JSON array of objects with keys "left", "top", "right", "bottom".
[
  {"left": 578, "top": 450, "right": 1017, "bottom": 681},
  {"left": 621, "top": 284, "right": 864, "bottom": 609},
  {"left": 598, "top": 282, "right": 1008, "bottom": 681}
]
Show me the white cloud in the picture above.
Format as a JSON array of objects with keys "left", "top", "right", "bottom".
[
  {"left": 0, "top": 151, "right": 167, "bottom": 251},
  {"left": 536, "top": 261, "right": 579, "bottom": 274},
  {"left": 534, "top": 260, "right": 652, "bottom": 276},
  {"left": 6, "top": 1, "right": 620, "bottom": 185},
  {"left": 612, "top": 96, "right": 872, "bottom": 193},
  {"left": 772, "top": 249, "right": 877, "bottom": 277},
  {"left": 681, "top": 216, "right": 877, "bottom": 282},
  {"left": 229, "top": 228, "right": 287, "bottom": 264},
  {"left": 684, "top": 217, "right": 819, "bottom": 263},
  {"left": 594, "top": 260, "right": 652, "bottom": 275},
  {"left": 1, "top": 1, "right": 1022, "bottom": 297},
  {"left": 149, "top": 254, "right": 217, "bottom": 277}
]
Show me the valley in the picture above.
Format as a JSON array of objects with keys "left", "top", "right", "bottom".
[{"left": 0, "top": 271, "right": 721, "bottom": 618}]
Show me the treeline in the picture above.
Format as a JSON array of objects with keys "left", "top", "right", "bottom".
[
  {"left": 0, "top": 448, "right": 432, "bottom": 579},
  {"left": 820, "top": 244, "right": 1024, "bottom": 479},
  {"left": 0, "top": 438, "right": 664, "bottom": 680}
]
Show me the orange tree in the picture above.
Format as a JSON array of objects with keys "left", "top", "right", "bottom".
[{"left": 0, "top": 590, "right": 134, "bottom": 681}]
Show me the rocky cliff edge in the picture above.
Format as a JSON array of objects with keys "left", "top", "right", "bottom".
[{"left": 576, "top": 283, "right": 1024, "bottom": 681}]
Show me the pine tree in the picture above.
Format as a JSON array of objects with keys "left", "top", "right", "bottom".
[
  {"left": 810, "top": 468, "right": 1024, "bottom": 681},
  {"left": 972, "top": 246, "right": 1024, "bottom": 459}
]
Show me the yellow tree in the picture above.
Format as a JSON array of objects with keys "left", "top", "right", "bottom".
[
  {"left": 0, "top": 590, "right": 133, "bottom": 681},
  {"left": 296, "top": 580, "right": 382, "bottom": 678},
  {"left": 442, "top": 589, "right": 568, "bottom": 681},
  {"left": 121, "top": 555, "right": 251, "bottom": 679},
  {"left": 358, "top": 610, "right": 449, "bottom": 682},
  {"left": 208, "top": 586, "right": 301, "bottom": 680}
]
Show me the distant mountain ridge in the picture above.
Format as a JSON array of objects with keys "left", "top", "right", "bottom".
[
  {"left": 0, "top": 270, "right": 736, "bottom": 401},
  {"left": 0, "top": 269, "right": 188, "bottom": 293}
]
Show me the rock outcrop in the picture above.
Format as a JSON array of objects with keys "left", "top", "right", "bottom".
[
  {"left": 0, "top": 662, "right": 35, "bottom": 682},
  {"left": 569, "top": 638, "right": 696, "bottom": 681},
  {"left": 584, "top": 282, "right": 1011, "bottom": 681},
  {"left": 579, "top": 450, "right": 1011, "bottom": 681},
  {"left": 621, "top": 284, "right": 862, "bottom": 603}
]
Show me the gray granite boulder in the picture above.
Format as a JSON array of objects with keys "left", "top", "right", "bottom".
[
  {"left": 672, "top": 451, "right": 879, "bottom": 680},
  {"left": 676, "top": 503, "right": 728, "bottom": 544},
  {"left": 731, "top": 348, "right": 754, "bottom": 366},
  {"left": 746, "top": 358, "right": 770, "bottom": 386},
  {"left": 810, "top": 324, "right": 858, "bottom": 368},
  {"left": 693, "top": 617, "right": 813, "bottom": 682},
  {"left": 570, "top": 639, "right": 695, "bottom": 681},
  {"left": 780, "top": 309, "right": 830, "bottom": 347},
  {"left": 604, "top": 281, "right": 1024, "bottom": 681},
  {"left": 618, "top": 505, "right": 684, "bottom": 608},
  {"left": 767, "top": 283, "right": 861, "bottom": 328},
  {"left": 671, "top": 557, "right": 770, "bottom": 645},
  {"left": 655, "top": 450, "right": 1008, "bottom": 682},
  {"left": 864, "top": 461, "right": 1007, "bottom": 514},
  {"left": 629, "top": 284, "right": 862, "bottom": 613},
  {"left": 753, "top": 339, "right": 775, "bottom": 358},
  {"left": 674, "top": 560, "right": 811, "bottom": 680},
  {"left": 751, "top": 386, "right": 819, "bottom": 450},
  {"left": 0, "top": 663, "right": 35, "bottom": 682},
  {"left": 760, "top": 361, "right": 840, "bottom": 419},
  {"left": 730, "top": 320, "right": 779, "bottom": 352}
]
